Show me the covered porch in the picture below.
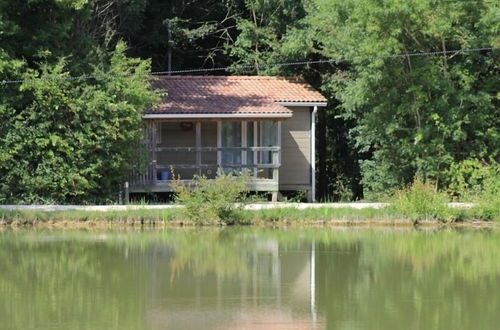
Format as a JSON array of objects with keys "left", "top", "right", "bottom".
[{"left": 129, "top": 118, "right": 283, "bottom": 198}]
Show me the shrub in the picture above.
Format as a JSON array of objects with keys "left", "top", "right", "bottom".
[
  {"left": 0, "top": 42, "right": 159, "bottom": 204},
  {"left": 445, "top": 159, "right": 499, "bottom": 200},
  {"left": 469, "top": 167, "right": 500, "bottom": 221},
  {"left": 390, "top": 178, "right": 454, "bottom": 223},
  {"left": 172, "top": 171, "right": 249, "bottom": 225}
]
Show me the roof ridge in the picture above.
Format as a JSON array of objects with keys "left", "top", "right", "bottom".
[{"left": 153, "top": 75, "right": 302, "bottom": 80}]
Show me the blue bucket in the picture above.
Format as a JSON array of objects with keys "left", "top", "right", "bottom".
[{"left": 160, "top": 170, "right": 169, "bottom": 181}]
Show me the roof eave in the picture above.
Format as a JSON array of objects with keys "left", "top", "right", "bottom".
[
  {"left": 276, "top": 101, "right": 327, "bottom": 107},
  {"left": 143, "top": 113, "right": 293, "bottom": 119}
]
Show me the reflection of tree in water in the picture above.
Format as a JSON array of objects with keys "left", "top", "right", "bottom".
[
  {"left": 0, "top": 230, "right": 150, "bottom": 330},
  {"left": 0, "top": 228, "right": 300, "bottom": 330},
  {"left": 314, "top": 229, "right": 500, "bottom": 330}
]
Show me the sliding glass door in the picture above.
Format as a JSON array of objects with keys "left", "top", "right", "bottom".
[
  {"left": 220, "top": 120, "right": 278, "bottom": 176},
  {"left": 260, "top": 121, "right": 277, "bottom": 164},
  {"left": 221, "top": 121, "right": 242, "bottom": 172}
]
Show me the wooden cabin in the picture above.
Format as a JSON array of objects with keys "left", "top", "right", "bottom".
[{"left": 129, "top": 76, "right": 327, "bottom": 202}]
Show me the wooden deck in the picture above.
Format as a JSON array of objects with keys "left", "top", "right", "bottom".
[{"left": 129, "top": 178, "right": 279, "bottom": 193}]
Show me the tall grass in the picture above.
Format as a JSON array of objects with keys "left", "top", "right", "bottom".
[
  {"left": 468, "top": 168, "right": 500, "bottom": 221},
  {"left": 0, "top": 206, "right": 398, "bottom": 226},
  {"left": 389, "top": 178, "right": 500, "bottom": 223},
  {"left": 241, "top": 207, "right": 394, "bottom": 223},
  {"left": 0, "top": 208, "right": 184, "bottom": 225},
  {"left": 390, "top": 178, "right": 454, "bottom": 223}
]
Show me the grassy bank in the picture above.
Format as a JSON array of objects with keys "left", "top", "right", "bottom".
[
  {"left": 1, "top": 175, "right": 498, "bottom": 227},
  {"left": 0, "top": 204, "right": 497, "bottom": 227}
]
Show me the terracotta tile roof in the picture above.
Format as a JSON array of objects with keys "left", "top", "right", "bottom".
[{"left": 148, "top": 76, "right": 327, "bottom": 116}]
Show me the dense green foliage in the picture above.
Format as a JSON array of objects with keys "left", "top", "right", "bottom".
[
  {"left": 0, "top": 1, "right": 158, "bottom": 203},
  {"left": 172, "top": 172, "right": 249, "bottom": 225},
  {"left": 0, "top": 44, "right": 158, "bottom": 203},
  {"left": 309, "top": 0, "right": 499, "bottom": 198},
  {"left": 0, "top": 0, "right": 498, "bottom": 203}
]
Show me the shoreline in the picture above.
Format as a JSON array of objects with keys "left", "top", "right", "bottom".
[
  {"left": 0, "top": 204, "right": 496, "bottom": 229},
  {"left": 1, "top": 221, "right": 495, "bottom": 229},
  {"left": 0, "top": 219, "right": 499, "bottom": 231}
]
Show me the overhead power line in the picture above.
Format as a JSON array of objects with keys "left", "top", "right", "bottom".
[
  {"left": 1, "top": 47, "right": 498, "bottom": 85},
  {"left": 155, "top": 47, "right": 498, "bottom": 75}
]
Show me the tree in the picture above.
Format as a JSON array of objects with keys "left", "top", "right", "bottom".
[
  {"left": 0, "top": 0, "right": 159, "bottom": 203},
  {"left": 307, "top": 0, "right": 499, "bottom": 196},
  {"left": 228, "top": 0, "right": 306, "bottom": 73},
  {"left": 113, "top": 0, "right": 247, "bottom": 71},
  {"left": 227, "top": 0, "right": 364, "bottom": 200}
]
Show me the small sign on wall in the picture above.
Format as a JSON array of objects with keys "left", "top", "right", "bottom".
[{"left": 180, "top": 122, "right": 194, "bottom": 131}]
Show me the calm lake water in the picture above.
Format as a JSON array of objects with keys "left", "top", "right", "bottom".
[{"left": 1, "top": 227, "right": 499, "bottom": 330}]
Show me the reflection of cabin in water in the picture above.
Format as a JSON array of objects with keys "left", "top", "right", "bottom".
[
  {"left": 129, "top": 76, "right": 327, "bottom": 201},
  {"left": 147, "top": 239, "right": 319, "bottom": 329}
]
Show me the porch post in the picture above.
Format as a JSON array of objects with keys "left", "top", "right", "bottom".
[
  {"left": 253, "top": 121, "right": 258, "bottom": 177},
  {"left": 195, "top": 122, "right": 202, "bottom": 176},
  {"left": 272, "top": 121, "right": 281, "bottom": 182},
  {"left": 277, "top": 121, "right": 282, "bottom": 164},
  {"left": 272, "top": 121, "right": 281, "bottom": 202},
  {"left": 241, "top": 121, "right": 247, "bottom": 172},
  {"left": 151, "top": 121, "right": 158, "bottom": 185},
  {"left": 217, "top": 121, "right": 222, "bottom": 170}
]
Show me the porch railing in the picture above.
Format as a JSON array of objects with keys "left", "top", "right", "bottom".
[{"left": 129, "top": 146, "right": 280, "bottom": 187}]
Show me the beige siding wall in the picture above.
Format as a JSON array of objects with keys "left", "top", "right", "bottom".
[
  {"left": 157, "top": 121, "right": 196, "bottom": 165},
  {"left": 279, "top": 106, "right": 311, "bottom": 190},
  {"left": 156, "top": 121, "right": 217, "bottom": 179},
  {"left": 158, "top": 121, "right": 195, "bottom": 147}
]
